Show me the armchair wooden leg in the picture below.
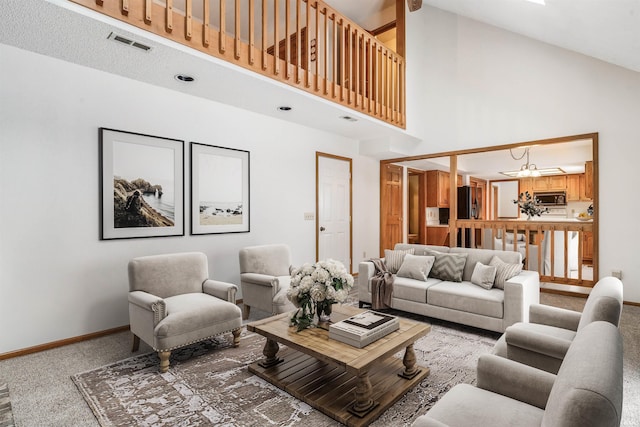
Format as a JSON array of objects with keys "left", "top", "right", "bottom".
[
  {"left": 242, "top": 304, "right": 250, "bottom": 320},
  {"left": 132, "top": 334, "right": 140, "bottom": 352},
  {"left": 232, "top": 328, "right": 241, "bottom": 347},
  {"left": 158, "top": 350, "right": 171, "bottom": 373}
]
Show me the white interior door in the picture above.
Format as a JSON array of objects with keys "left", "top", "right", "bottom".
[{"left": 317, "top": 154, "right": 351, "bottom": 272}]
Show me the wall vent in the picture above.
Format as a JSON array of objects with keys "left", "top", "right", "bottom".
[{"left": 107, "top": 32, "right": 151, "bottom": 52}]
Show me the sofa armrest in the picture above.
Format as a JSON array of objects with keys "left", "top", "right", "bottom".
[
  {"left": 240, "top": 272, "right": 278, "bottom": 287},
  {"left": 128, "top": 290, "right": 166, "bottom": 325},
  {"left": 505, "top": 324, "right": 572, "bottom": 360},
  {"left": 503, "top": 270, "right": 540, "bottom": 329},
  {"left": 477, "top": 354, "right": 556, "bottom": 409},
  {"left": 203, "top": 279, "right": 238, "bottom": 303},
  {"left": 529, "top": 304, "right": 581, "bottom": 331}
]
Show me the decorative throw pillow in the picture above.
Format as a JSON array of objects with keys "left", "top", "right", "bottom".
[
  {"left": 384, "top": 248, "right": 415, "bottom": 274},
  {"left": 426, "top": 250, "right": 468, "bottom": 282},
  {"left": 397, "top": 255, "right": 435, "bottom": 281},
  {"left": 471, "top": 262, "right": 498, "bottom": 290},
  {"left": 490, "top": 255, "right": 523, "bottom": 289}
]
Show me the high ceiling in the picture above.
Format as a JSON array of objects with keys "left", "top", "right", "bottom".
[{"left": 422, "top": 0, "right": 640, "bottom": 73}]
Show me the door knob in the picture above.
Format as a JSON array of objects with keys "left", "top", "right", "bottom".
[{"left": 320, "top": 226, "right": 326, "bottom": 231}]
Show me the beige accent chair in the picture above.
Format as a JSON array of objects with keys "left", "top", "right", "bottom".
[
  {"left": 412, "top": 321, "right": 623, "bottom": 427},
  {"left": 239, "top": 244, "right": 295, "bottom": 319},
  {"left": 128, "top": 252, "right": 243, "bottom": 373},
  {"left": 492, "top": 276, "right": 623, "bottom": 374}
]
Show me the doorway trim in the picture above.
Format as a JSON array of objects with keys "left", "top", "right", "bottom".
[{"left": 316, "top": 152, "right": 353, "bottom": 273}]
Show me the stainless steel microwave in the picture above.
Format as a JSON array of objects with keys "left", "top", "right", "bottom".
[{"left": 533, "top": 191, "right": 567, "bottom": 206}]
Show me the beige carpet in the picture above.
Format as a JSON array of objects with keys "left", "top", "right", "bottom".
[
  {"left": 0, "top": 382, "right": 14, "bottom": 427},
  {"left": 72, "top": 320, "right": 499, "bottom": 426}
]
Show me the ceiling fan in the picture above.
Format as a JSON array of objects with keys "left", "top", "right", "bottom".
[{"left": 407, "top": 0, "right": 422, "bottom": 12}]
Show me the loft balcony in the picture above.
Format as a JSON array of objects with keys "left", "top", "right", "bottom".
[{"left": 70, "top": 0, "right": 406, "bottom": 128}]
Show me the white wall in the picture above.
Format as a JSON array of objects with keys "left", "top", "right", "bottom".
[
  {"left": 495, "top": 182, "right": 519, "bottom": 218},
  {"left": 405, "top": 5, "right": 640, "bottom": 303},
  {"left": 0, "top": 44, "right": 379, "bottom": 354}
]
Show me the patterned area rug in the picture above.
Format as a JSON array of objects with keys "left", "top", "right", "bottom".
[
  {"left": 72, "top": 319, "right": 498, "bottom": 426},
  {"left": 0, "top": 381, "right": 14, "bottom": 427}
]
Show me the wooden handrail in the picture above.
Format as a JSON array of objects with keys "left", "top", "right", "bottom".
[
  {"left": 455, "top": 219, "right": 595, "bottom": 286},
  {"left": 71, "top": 0, "right": 406, "bottom": 128}
]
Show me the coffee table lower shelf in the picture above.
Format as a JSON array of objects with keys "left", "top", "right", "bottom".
[{"left": 248, "top": 347, "right": 430, "bottom": 427}]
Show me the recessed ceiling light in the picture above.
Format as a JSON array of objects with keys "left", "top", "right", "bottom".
[
  {"left": 175, "top": 74, "right": 195, "bottom": 82},
  {"left": 278, "top": 106, "right": 292, "bottom": 111},
  {"left": 340, "top": 115, "right": 358, "bottom": 122},
  {"left": 524, "top": 0, "right": 545, "bottom": 5}
]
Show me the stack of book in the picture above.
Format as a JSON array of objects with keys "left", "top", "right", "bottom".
[{"left": 329, "top": 311, "right": 399, "bottom": 348}]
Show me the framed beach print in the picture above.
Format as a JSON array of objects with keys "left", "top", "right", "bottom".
[
  {"left": 99, "top": 128, "right": 184, "bottom": 240},
  {"left": 190, "top": 142, "right": 250, "bottom": 235}
]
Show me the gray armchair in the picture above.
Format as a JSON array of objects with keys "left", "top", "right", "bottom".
[
  {"left": 492, "top": 276, "right": 623, "bottom": 373},
  {"left": 413, "top": 321, "right": 623, "bottom": 427},
  {"left": 238, "top": 244, "right": 295, "bottom": 319},
  {"left": 128, "top": 252, "right": 242, "bottom": 372}
]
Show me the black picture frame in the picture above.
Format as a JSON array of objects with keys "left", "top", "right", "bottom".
[
  {"left": 99, "top": 128, "right": 185, "bottom": 240},
  {"left": 190, "top": 142, "right": 250, "bottom": 235}
]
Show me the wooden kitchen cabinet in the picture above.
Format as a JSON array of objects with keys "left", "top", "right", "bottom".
[
  {"left": 583, "top": 231, "right": 593, "bottom": 263},
  {"left": 426, "top": 171, "right": 460, "bottom": 208},
  {"left": 566, "top": 174, "right": 581, "bottom": 201},
  {"left": 530, "top": 175, "right": 567, "bottom": 192},
  {"left": 519, "top": 178, "right": 533, "bottom": 196}
]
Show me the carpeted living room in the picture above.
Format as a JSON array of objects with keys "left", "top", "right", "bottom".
[
  {"left": 1, "top": 290, "right": 639, "bottom": 426},
  {"left": 2, "top": 0, "right": 640, "bottom": 426}
]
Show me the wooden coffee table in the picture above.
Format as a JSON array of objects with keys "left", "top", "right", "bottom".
[{"left": 246, "top": 305, "right": 431, "bottom": 427}]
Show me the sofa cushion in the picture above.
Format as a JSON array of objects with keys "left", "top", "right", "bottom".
[
  {"left": 450, "top": 247, "right": 522, "bottom": 282},
  {"left": 384, "top": 248, "right": 414, "bottom": 274},
  {"left": 471, "top": 262, "right": 498, "bottom": 290},
  {"left": 490, "top": 256, "right": 523, "bottom": 289},
  {"left": 397, "top": 254, "right": 435, "bottom": 281},
  {"left": 391, "top": 276, "right": 442, "bottom": 303},
  {"left": 426, "top": 250, "right": 468, "bottom": 282},
  {"left": 428, "top": 281, "right": 504, "bottom": 318},
  {"left": 418, "top": 383, "right": 544, "bottom": 427}
]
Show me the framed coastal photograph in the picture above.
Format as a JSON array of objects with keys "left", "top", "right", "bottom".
[
  {"left": 190, "top": 142, "right": 250, "bottom": 235},
  {"left": 99, "top": 128, "right": 184, "bottom": 240}
]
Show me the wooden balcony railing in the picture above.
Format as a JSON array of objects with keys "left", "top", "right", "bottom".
[
  {"left": 70, "top": 0, "right": 406, "bottom": 128},
  {"left": 455, "top": 219, "right": 595, "bottom": 287}
]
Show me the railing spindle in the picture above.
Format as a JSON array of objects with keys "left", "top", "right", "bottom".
[
  {"left": 347, "top": 25, "right": 352, "bottom": 105},
  {"left": 144, "top": 0, "right": 151, "bottom": 23},
  {"left": 285, "top": 0, "right": 291, "bottom": 79},
  {"left": 296, "top": 0, "right": 301, "bottom": 83},
  {"left": 249, "top": 0, "right": 255, "bottom": 64},
  {"left": 332, "top": 15, "right": 337, "bottom": 98},
  {"left": 274, "top": 0, "right": 280, "bottom": 75},
  {"left": 185, "top": 0, "right": 192, "bottom": 40},
  {"left": 339, "top": 20, "right": 345, "bottom": 101},
  {"left": 234, "top": 0, "right": 241, "bottom": 59},
  {"left": 219, "top": 0, "right": 226, "bottom": 53},
  {"left": 323, "top": 9, "right": 329, "bottom": 94},
  {"left": 315, "top": 2, "right": 320, "bottom": 91},
  {"left": 121, "top": 0, "right": 129, "bottom": 15},
  {"left": 203, "top": 0, "right": 210, "bottom": 47},
  {"left": 166, "top": 0, "right": 173, "bottom": 32},
  {"left": 262, "top": 0, "right": 267, "bottom": 70},
  {"left": 306, "top": 0, "right": 311, "bottom": 87}
]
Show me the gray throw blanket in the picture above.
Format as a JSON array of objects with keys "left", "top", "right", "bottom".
[{"left": 370, "top": 258, "right": 394, "bottom": 309}]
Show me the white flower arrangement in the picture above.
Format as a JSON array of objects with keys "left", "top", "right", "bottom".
[{"left": 287, "top": 259, "right": 354, "bottom": 331}]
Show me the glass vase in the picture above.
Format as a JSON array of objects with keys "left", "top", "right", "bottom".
[{"left": 316, "top": 301, "right": 333, "bottom": 323}]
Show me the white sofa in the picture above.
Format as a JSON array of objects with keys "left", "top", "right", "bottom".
[{"left": 359, "top": 244, "right": 540, "bottom": 333}]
